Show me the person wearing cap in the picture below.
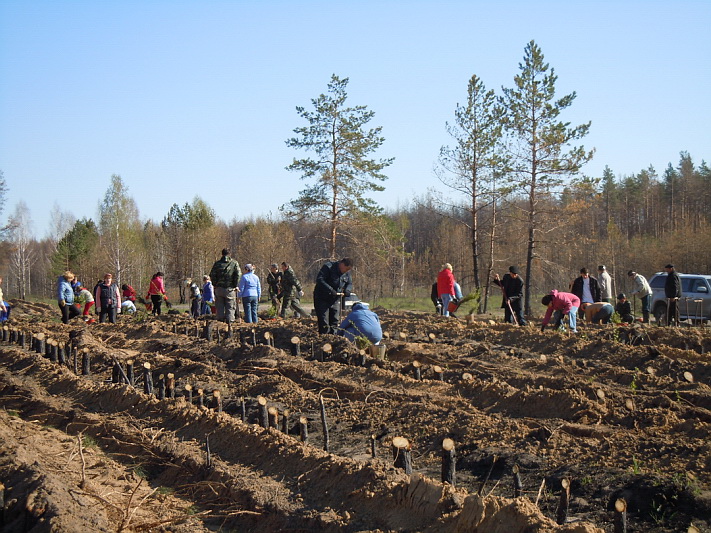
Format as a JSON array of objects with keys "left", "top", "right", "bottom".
[
  {"left": 267, "top": 263, "right": 282, "bottom": 311},
  {"left": 627, "top": 270, "right": 652, "bottom": 323},
  {"left": 581, "top": 301, "right": 614, "bottom": 324},
  {"left": 597, "top": 265, "right": 613, "bottom": 303},
  {"left": 493, "top": 266, "right": 526, "bottom": 326},
  {"left": 238, "top": 264, "right": 261, "bottom": 323},
  {"left": 209, "top": 248, "right": 241, "bottom": 323},
  {"left": 664, "top": 264, "right": 681, "bottom": 326},
  {"left": 280, "top": 262, "right": 309, "bottom": 319},
  {"left": 615, "top": 293, "right": 634, "bottom": 323},
  {"left": 570, "top": 268, "right": 601, "bottom": 318},
  {"left": 338, "top": 302, "right": 382, "bottom": 345},
  {"left": 314, "top": 258, "right": 354, "bottom": 334}
]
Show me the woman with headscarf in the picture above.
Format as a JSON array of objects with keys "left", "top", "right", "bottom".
[{"left": 437, "top": 263, "right": 456, "bottom": 317}]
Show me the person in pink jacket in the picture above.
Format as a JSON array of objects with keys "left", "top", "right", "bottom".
[
  {"left": 147, "top": 272, "right": 167, "bottom": 315},
  {"left": 437, "top": 263, "right": 456, "bottom": 317},
  {"left": 540, "top": 289, "right": 580, "bottom": 333}
]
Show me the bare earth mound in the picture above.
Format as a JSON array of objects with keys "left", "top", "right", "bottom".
[{"left": 0, "top": 301, "right": 709, "bottom": 532}]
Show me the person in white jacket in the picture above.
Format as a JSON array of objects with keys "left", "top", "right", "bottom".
[{"left": 627, "top": 270, "right": 652, "bottom": 323}]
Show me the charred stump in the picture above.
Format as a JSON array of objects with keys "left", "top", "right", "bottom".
[
  {"left": 257, "top": 395, "right": 268, "bottom": 428},
  {"left": 142, "top": 362, "right": 153, "bottom": 395},
  {"left": 299, "top": 416, "right": 308, "bottom": 442},
  {"left": 441, "top": 438, "right": 456, "bottom": 486},
  {"left": 392, "top": 436, "right": 412, "bottom": 474},
  {"left": 556, "top": 478, "right": 571, "bottom": 525},
  {"left": 290, "top": 336, "right": 301, "bottom": 356}
]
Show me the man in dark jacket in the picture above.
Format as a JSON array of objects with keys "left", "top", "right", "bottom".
[
  {"left": 493, "top": 265, "right": 526, "bottom": 326},
  {"left": 279, "top": 262, "right": 309, "bottom": 319},
  {"left": 313, "top": 258, "right": 353, "bottom": 334},
  {"left": 209, "top": 248, "right": 241, "bottom": 323},
  {"left": 570, "top": 268, "right": 601, "bottom": 319},
  {"left": 664, "top": 263, "right": 682, "bottom": 326}
]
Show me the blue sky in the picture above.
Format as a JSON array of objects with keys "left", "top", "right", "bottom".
[{"left": 1, "top": 0, "right": 710, "bottom": 237}]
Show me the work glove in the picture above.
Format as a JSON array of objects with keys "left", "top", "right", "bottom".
[
  {"left": 96, "top": 307, "right": 102, "bottom": 313},
  {"left": 344, "top": 290, "right": 351, "bottom": 297},
  {"left": 117, "top": 307, "right": 121, "bottom": 314},
  {"left": 299, "top": 290, "right": 304, "bottom": 297},
  {"left": 59, "top": 300, "right": 66, "bottom": 307}
]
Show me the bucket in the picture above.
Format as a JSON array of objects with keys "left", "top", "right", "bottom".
[
  {"left": 448, "top": 301, "right": 459, "bottom": 313},
  {"left": 369, "top": 344, "right": 387, "bottom": 360}
]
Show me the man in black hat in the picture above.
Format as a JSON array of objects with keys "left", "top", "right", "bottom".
[
  {"left": 664, "top": 264, "right": 681, "bottom": 326},
  {"left": 493, "top": 265, "right": 526, "bottom": 326}
]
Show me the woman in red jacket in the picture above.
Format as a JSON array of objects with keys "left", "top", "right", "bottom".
[{"left": 437, "top": 263, "right": 456, "bottom": 317}]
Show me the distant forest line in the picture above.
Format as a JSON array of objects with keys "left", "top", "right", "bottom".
[{"left": 1, "top": 150, "right": 708, "bottom": 314}]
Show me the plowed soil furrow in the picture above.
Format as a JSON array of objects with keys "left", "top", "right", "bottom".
[{"left": 2, "top": 307, "right": 710, "bottom": 532}]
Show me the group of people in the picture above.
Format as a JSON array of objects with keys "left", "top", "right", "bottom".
[
  {"left": 56, "top": 270, "right": 140, "bottom": 325},
  {"left": 540, "top": 263, "right": 681, "bottom": 333}
]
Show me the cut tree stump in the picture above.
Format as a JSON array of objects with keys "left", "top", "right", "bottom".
[
  {"left": 299, "top": 416, "right": 308, "bottom": 442},
  {"left": 556, "top": 477, "right": 570, "bottom": 525},
  {"left": 257, "top": 396, "right": 268, "bottom": 428},
  {"left": 143, "top": 363, "right": 153, "bottom": 394},
  {"left": 392, "top": 436, "right": 412, "bottom": 474},
  {"left": 267, "top": 407, "right": 278, "bottom": 429},
  {"left": 441, "top": 438, "right": 456, "bottom": 486},
  {"left": 290, "top": 336, "right": 300, "bottom": 356},
  {"left": 82, "top": 348, "right": 91, "bottom": 376},
  {"left": 613, "top": 497, "right": 627, "bottom": 533}
]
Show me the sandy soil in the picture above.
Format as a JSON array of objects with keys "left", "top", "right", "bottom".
[{"left": 0, "top": 299, "right": 709, "bottom": 532}]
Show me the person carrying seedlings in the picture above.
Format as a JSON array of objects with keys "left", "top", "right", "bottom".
[
  {"left": 238, "top": 264, "right": 261, "bottom": 323},
  {"left": 201, "top": 275, "right": 214, "bottom": 315},
  {"left": 279, "top": 261, "right": 309, "bottom": 319},
  {"left": 186, "top": 277, "right": 202, "bottom": 319},
  {"left": 267, "top": 263, "right": 282, "bottom": 311},
  {"left": 338, "top": 302, "right": 382, "bottom": 345},
  {"left": 313, "top": 257, "right": 353, "bottom": 334},
  {"left": 437, "top": 263, "right": 457, "bottom": 317},
  {"left": 664, "top": 263, "right": 682, "bottom": 326},
  {"left": 570, "top": 268, "right": 601, "bottom": 319},
  {"left": 94, "top": 273, "right": 121, "bottom": 324},
  {"left": 627, "top": 270, "right": 652, "bottom": 323},
  {"left": 615, "top": 293, "right": 634, "bottom": 323},
  {"left": 540, "top": 290, "right": 580, "bottom": 333},
  {"left": 57, "top": 270, "right": 81, "bottom": 324},
  {"left": 74, "top": 282, "right": 96, "bottom": 323},
  {"left": 147, "top": 271, "right": 168, "bottom": 316},
  {"left": 210, "top": 248, "right": 241, "bottom": 324},
  {"left": 493, "top": 265, "right": 526, "bottom": 326},
  {"left": 0, "top": 276, "right": 10, "bottom": 323},
  {"left": 581, "top": 301, "right": 614, "bottom": 324}
]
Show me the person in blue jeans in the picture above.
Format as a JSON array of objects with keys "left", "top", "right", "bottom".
[
  {"left": 0, "top": 276, "right": 10, "bottom": 323},
  {"left": 238, "top": 264, "right": 261, "bottom": 323}
]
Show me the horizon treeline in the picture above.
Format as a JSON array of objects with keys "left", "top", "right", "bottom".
[{"left": 0, "top": 149, "right": 708, "bottom": 313}]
